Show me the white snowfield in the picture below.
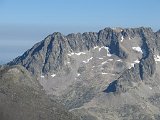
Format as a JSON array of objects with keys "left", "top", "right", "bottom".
[{"left": 132, "top": 47, "right": 143, "bottom": 53}]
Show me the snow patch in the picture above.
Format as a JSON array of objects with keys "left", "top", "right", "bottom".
[
  {"left": 134, "top": 59, "right": 140, "bottom": 63},
  {"left": 129, "top": 37, "right": 131, "bottom": 40},
  {"left": 68, "top": 52, "right": 86, "bottom": 56},
  {"left": 41, "top": 75, "right": 44, "bottom": 78},
  {"left": 129, "top": 59, "right": 140, "bottom": 69},
  {"left": 99, "top": 47, "right": 102, "bottom": 51},
  {"left": 102, "top": 72, "right": 108, "bottom": 75},
  {"left": 100, "top": 46, "right": 109, "bottom": 51},
  {"left": 154, "top": 55, "right": 160, "bottom": 63},
  {"left": 121, "top": 36, "right": 124, "bottom": 42},
  {"left": 130, "top": 63, "right": 135, "bottom": 68},
  {"left": 82, "top": 57, "right": 93, "bottom": 63},
  {"left": 93, "top": 46, "right": 98, "bottom": 49},
  {"left": 108, "top": 59, "right": 113, "bottom": 61},
  {"left": 132, "top": 47, "right": 143, "bottom": 53},
  {"left": 82, "top": 61, "right": 87, "bottom": 63},
  {"left": 105, "top": 47, "right": 112, "bottom": 57},
  {"left": 75, "top": 52, "right": 86, "bottom": 55},
  {"left": 51, "top": 74, "right": 56, "bottom": 78},
  {"left": 98, "top": 46, "right": 112, "bottom": 57},
  {"left": 99, "top": 58, "right": 103, "bottom": 60},
  {"left": 77, "top": 73, "right": 80, "bottom": 76},
  {"left": 67, "top": 62, "right": 70, "bottom": 64},
  {"left": 68, "top": 52, "right": 74, "bottom": 56},
  {"left": 128, "top": 63, "right": 135, "bottom": 69},
  {"left": 149, "top": 86, "right": 152, "bottom": 90},
  {"left": 117, "top": 59, "right": 122, "bottom": 62},
  {"left": 101, "top": 61, "right": 108, "bottom": 65}
]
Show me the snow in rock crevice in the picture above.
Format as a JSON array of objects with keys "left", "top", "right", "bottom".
[
  {"left": 101, "top": 61, "right": 108, "bottom": 65},
  {"left": 128, "top": 59, "right": 140, "bottom": 69},
  {"left": 117, "top": 59, "right": 122, "bottom": 62},
  {"left": 102, "top": 72, "right": 108, "bottom": 75},
  {"left": 134, "top": 59, "right": 140, "bottom": 63},
  {"left": 154, "top": 55, "right": 160, "bottom": 63},
  {"left": 149, "top": 86, "right": 152, "bottom": 90},
  {"left": 68, "top": 52, "right": 86, "bottom": 56},
  {"left": 77, "top": 73, "right": 80, "bottom": 76},
  {"left": 82, "top": 57, "right": 93, "bottom": 63},
  {"left": 51, "top": 74, "right": 56, "bottom": 78},
  {"left": 98, "top": 46, "right": 112, "bottom": 57},
  {"left": 41, "top": 75, "right": 45, "bottom": 78},
  {"left": 93, "top": 46, "right": 98, "bottom": 49},
  {"left": 121, "top": 36, "right": 124, "bottom": 42},
  {"left": 129, "top": 37, "right": 131, "bottom": 40},
  {"left": 108, "top": 59, "right": 113, "bottom": 61}
]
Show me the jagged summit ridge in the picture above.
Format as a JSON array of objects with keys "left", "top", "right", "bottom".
[{"left": 8, "top": 27, "right": 157, "bottom": 76}]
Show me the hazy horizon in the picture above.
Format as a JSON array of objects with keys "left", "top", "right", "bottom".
[{"left": 0, "top": 0, "right": 160, "bottom": 64}]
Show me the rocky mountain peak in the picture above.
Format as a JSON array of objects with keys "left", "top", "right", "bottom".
[
  {"left": 5, "top": 27, "right": 160, "bottom": 120},
  {"left": 8, "top": 27, "right": 159, "bottom": 77}
]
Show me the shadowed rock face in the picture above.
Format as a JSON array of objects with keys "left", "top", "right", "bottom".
[
  {"left": 103, "top": 80, "right": 118, "bottom": 93},
  {"left": 0, "top": 65, "right": 79, "bottom": 120},
  {"left": 6, "top": 27, "right": 160, "bottom": 120}
]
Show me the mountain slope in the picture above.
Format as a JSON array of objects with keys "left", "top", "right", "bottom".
[
  {"left": 8, "top": 27, "right": 160, "bottom": 120},
  {"left": 0, "top": 65, "right": 79, "bottom": 120}
]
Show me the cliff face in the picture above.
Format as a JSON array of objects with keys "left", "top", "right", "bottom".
[{"left": 7, "top": 27, "right": 160, "bottom": 120}]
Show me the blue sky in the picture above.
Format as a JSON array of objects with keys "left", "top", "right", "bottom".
[{"left": 0, "top": 0, "right": 160, "bottom": 64}]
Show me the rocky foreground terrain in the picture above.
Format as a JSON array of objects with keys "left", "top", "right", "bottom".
[
  {"left": 1, "top": 27, "right": 160, "bottom": 120},
  {"left": 0, "top": 65, "right": 79, "bottom": 120}
]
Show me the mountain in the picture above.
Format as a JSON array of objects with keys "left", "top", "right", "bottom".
[
  {"left": 0, "top": 65, "right": 79, "bottom": 120},
  {"left": 7, "top": 27, "right": 160, "bottom": 120}
]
